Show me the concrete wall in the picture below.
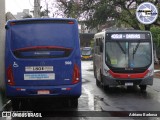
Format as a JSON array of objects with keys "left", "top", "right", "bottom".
[{"left": 0, "top": 0, "right": 5, "bottom": 89}]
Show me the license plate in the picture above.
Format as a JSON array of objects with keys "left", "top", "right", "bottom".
[
  {"left": 25, "top": 66, "right": 53, "bottom": 72},
  {"left": 37, "top": 90, "right": 50, "bottom": 95},
  {"left": 125, "top": 82, "right": 133, "bottom": 86}
]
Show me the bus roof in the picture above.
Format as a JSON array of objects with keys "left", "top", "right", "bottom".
[{"left": 6, "top": 18, "right": 77, "bottom": 25}]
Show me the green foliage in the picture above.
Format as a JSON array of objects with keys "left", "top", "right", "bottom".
[
  {"left": 57, "top": 0, "right": 160, "bottom": 30},
  {"left": 150, "top": 27, "right": 160, "bottom": 47}
]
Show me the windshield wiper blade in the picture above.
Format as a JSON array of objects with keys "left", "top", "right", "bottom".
[
  {"left": 132, "top": 41, "right": 140, "bottom": 59},
  {"left": 133, "top": 41, "right": 140, "bottom": 55},
  {"left": 117, "top": 41, "right": 126, "bottom": 54}
]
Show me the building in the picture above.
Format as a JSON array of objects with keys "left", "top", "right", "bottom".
[
  {"left": 0, "top": 0, "right": 5, "bottom": 89},
  {"left": 14, "top": 9, "right": 32, "bottom": 19},
  {"left": 6, "top": 12, "right": 16, "bottom": 21}
]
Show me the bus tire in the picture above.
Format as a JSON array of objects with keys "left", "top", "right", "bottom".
[
  {"left": 96, "top": 78, "right": 100, "bottom": 87},
  {"left": 11, "top": 98, "right": 20, "bottom": 110},
  {"left": 103, "top": 85, "right": 109, "bottom": 91},
  {"left": 94, "top": 67, "right": 97, "bottom": 78},
  {"left": 69, "top": 98, "right": 78, "bottom": 108},
  {"left": 139, "top": 85, "right": 147, "bottom": 91},
  {"left": 100, "top": 73, "right": 109, "bottom": 91},
  {"left": 94, "top": 68, "right": 96, "bottom": 78}
]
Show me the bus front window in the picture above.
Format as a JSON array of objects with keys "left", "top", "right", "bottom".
[
  {"left": 129, "top": 42, "right": 151, "bottom": 68},
  {"left": 81, "top": 50, "right": 91, "bottom": 56},
  {"left": 106, "top": 42, "right": 128, "bottom": 68},
  {"left": 105, "top": 41, "right": 151, "bottom": 68}
]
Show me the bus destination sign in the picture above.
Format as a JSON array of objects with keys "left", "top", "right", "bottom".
[{"left": 110, "top": 34, "right": 146, "bottom": 40}]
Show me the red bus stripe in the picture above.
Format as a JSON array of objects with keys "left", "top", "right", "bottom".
[
  {"left": 108, "top": 70, "right": 149, "bottom": 79},
  {"left": 14, "top": 46, "right": 72, "bottom": 51}
]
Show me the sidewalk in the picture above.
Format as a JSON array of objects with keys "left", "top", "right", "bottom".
[{"left": 0, "top": 89, "right": 7, "bottom": 111}]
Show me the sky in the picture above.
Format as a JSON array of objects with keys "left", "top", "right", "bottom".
[
  {"left": 6, "top": 0, "right": 33, "bottom": 14},
  {"left": 5, "top": 0, "right": 59, "bottom": 17}
]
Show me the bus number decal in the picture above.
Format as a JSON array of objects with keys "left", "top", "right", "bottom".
[{"left": 65, "top": 61, "right": 72, "bottom": 65}]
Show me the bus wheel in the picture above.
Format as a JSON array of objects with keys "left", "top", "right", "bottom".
[
  {"left": 69, "top": 98, "right": 78, "bottom": 108},
  {"left": 11, "top": 99, "right": 20, "bottom": 110},
  {"left": 94, "top": 67, "right": 97, "bottom": 78},
  {"left": 139, "top": 85, "right": 147, "bottom": 91},
  {"left": 94, "top": 67, "right": 97, "bottom": 79},
  {"left": 103, "top": 85, "right": 109, "bottom": 91},
  {"left": 96, "top": 78, "right": 100, "bottom": 87},
  {"left": 100, "top": 73, "right": 109, "bottom": 91},
  {"left": 102, "top": 81, "right": 109, "bottom": 91}
]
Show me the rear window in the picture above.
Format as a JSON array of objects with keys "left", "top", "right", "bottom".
[{"left": 10, "top": 22, "right": 75, "bottom": 50}]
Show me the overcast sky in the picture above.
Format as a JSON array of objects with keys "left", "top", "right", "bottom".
[
  {"left": 6, "top": 0, "right": 33, "bottom": 14},
  {"left": 5, "top": 0, "right": 59, "bottom": 18}
]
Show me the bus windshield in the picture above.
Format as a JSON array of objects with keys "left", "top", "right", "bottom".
[
  {"left": 81, "top": 49, "right": 91, "bottom": 55},
  {"left": 105, "top": 41, "right": 151, "bottom": 68}
]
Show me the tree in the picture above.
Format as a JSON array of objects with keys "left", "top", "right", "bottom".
[
  {"left": 57, "top": 0, "right": 160, "bottom": 30},
  {"left": 56, "top": 0, "right": 95, "bottom": 19},
  {"left": 151, "top": 27, "right": 160, "bottom": 47}
]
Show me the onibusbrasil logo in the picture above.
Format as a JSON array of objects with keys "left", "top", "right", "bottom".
[{"left": 136, "top": 2, "right": 158, "bottom": 24}]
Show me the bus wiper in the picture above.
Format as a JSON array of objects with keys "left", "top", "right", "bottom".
[
  {"left": 133, "top": 41, "right": 140, "bottom": 59},
  {"left": 117, "top": 41, "right": 126, "bottom": 54},
  {"left": 133, "top": 42, "right": 140, "bottom": 55}
]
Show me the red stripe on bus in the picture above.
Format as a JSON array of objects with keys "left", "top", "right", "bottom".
[
  {"left": 14, "top": 46, "right": 72, "bottom": 51},
  {"left": 108, "top": 70, "right": 149, "bottom": 79}
]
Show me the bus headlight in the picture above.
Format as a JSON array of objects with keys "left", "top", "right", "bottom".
[
  {"left": 89, "top": 55, "right": 92, "bottom": 58},
  {"left": 145, "top": 69, "right": 153, "bottom": 78},
  {"left": 105, "top": 70, "right": 113, "bottom": 78}
]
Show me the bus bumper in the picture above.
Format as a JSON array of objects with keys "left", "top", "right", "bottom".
[
  {"left": 81, "top": 56, "right": 92, "bottom": 60},
  {"left": 6, "top": 83, "right": 81, "bottom": 98},
  {"left": 102, "top": 75, "right": 153, "bottom": 86}
]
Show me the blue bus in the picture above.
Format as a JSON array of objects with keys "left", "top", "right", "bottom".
[{"left": 5, "top": 18, "right": 81, "bottom": 109}]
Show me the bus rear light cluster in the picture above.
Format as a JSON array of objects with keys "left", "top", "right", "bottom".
[
  {"left": 72, "top": 64, "right": 80, "bottom": 84},
  {"left": 7, "top": 65, "right": 15, "bottom": 86},
  {"left": 68, "top": 21, "right": 74, "bottom": 24}
]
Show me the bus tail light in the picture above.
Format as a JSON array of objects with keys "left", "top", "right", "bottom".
[
  {"left": 72, "top": 64, "right": 80, "bottom": 84},
  {"left": 7, "top": 65, "right": 15, "bottom": 86},
  {"left": 68, "top": 21, "right": 74, "bottom": 24}
]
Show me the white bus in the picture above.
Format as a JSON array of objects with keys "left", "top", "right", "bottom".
[{"left": 93, "top": 30, "right": 154, "bottom": 91}]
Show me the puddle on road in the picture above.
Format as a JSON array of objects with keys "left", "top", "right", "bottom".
[
  {"left": 83, "top": 88, "right": 94, "bottom": 111},
  {"left": 87, "top": 69, "right": 93, "bottom": 71}
]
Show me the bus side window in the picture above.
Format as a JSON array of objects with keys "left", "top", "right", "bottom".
[
  {"left": 98, "top": 38, "right": 100, "bottom": 55},
  {"left": 95, "top": 38, "right": 99, "bottom": 55},
  {"left": 100, "top": 38, "right": 103, "bottom": 53}
]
